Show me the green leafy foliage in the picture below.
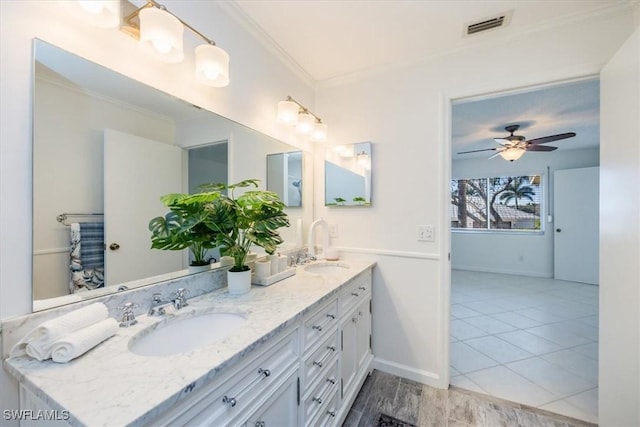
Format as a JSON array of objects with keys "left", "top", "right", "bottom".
[{"left": 149, "top": 179, "right": 290, "bottom": 271}]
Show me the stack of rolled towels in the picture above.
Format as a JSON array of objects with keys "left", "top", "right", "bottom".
[{"left": 10, "top": 303, "right": 118, "bottom": 364}]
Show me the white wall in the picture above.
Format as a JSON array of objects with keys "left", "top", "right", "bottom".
[
  {"left": 315, "top": 7, "right": 636, "bottom": 389},
  {"left": 451, "top": 147, "right": 599, "bottom": 277},
  {"left": 599, "top": 27, "right": 640, "bottom": 427},
  {"left": 0, "top": 0, "right": 313, "bottom": 418}
]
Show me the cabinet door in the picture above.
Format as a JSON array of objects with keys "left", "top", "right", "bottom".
[
  {"left": 242, "top": 370, "right": 299, "bottom": 427},
  {"left": 341, "top": 297, "right": 372, "bottom": 400},
  {"left": 341, "top": 310, "right": 359, "bottom": 397},
  {"left": 355, "top": 298, "right": 371, "bottom": 373}
]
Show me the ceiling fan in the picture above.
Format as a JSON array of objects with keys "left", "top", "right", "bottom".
[{"left": 458, "top": 124, "right": 576, "bottom": 161}]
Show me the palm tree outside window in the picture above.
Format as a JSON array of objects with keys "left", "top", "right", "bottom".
[{"left": 451, "top": 175, "right": 542, "bottom": 231}]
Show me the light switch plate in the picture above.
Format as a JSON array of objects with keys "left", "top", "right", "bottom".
[{"left": 417, "top": 225, "right": 434, "bottom": 242}]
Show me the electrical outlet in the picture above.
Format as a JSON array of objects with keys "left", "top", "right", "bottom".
[
  {"left": 417, "top": 225, "right": 434, "bottom": 242},
  {"left": 329, "top": 224, "right": 339, "bottom": 238}
]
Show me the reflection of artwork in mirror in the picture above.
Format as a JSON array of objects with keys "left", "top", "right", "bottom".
[
  {"left": 32, "top": 39, "right": 311, "bottom": 312},
  {"left": 325, "top": 142, "right": 372, "bottom": 206},
  {"left": 267, "top": 151, "right": 303, "bottom": 207}
]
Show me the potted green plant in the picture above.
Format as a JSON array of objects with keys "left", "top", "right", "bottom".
[
  {"left": 200, "top": 179, "right": 290, "bottom": 294},
  {"left": 149, "top": 192, "right": 223, "bottom": 273}
]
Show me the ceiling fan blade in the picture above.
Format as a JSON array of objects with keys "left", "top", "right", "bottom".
[
  {"left": 526, "top": 145, "right": 557, "bottom": 152},
  {"left": 457, "top": 147, "right": 498, "bottom": 154},
  {"left": 526, "top": 132, "right": 576, "bottom": 145}
]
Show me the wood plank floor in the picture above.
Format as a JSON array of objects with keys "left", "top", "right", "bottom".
[{"left": 342, "top": 370, "right": 597, "bottom": 427}]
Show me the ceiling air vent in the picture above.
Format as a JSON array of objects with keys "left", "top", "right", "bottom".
[{"left": 464, "top": 11, "right": 512, "bottom": 36}]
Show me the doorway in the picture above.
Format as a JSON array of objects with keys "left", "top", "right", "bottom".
[{"left": 448, "top": 78, "right": 600, "bottom": 423}]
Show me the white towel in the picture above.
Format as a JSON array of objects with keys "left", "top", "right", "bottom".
[
  {"left": 10, "top": 302, "right": 108, "bottom": 360},
  {"left": 50, "top": 318, "right": 118, "bottom": 363}
]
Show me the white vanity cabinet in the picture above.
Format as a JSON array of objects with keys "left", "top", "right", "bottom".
[
  {"left": 338, "top": 269, "right": 373, "bottom": 416},
  {"left": 148, "top": 328, "right": 299, "bottom": 427},
  {"left": 12, "top": 266, "right": 375, "bottom": 427}
]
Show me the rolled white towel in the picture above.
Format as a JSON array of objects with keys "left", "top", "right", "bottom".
[
  {"left": 11, "top": 302, "right": 108, "bottom": 360},
  {"left": 50, "top": 318, "right": 118, "bottom": 363}
]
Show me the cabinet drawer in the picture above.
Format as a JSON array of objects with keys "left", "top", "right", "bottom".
[
  {"left": 302, "top": 358, "right": 340, "bottom": 426},
  {"left": 153, "top": 329, "right": 298, "bottom": 427},
  {"left": 315, "top": 391, "right": 340, "bottom": 427},
  {"left": 303, "top": 299, "right": 338, "bottom": 352},
  {"left": 339, "top": 270, "right": 371, "bottom": 318},
  {"left": 301, "top": 330, "right": 339, "bottom": 391}
]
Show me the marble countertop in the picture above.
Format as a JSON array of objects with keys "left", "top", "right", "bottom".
[{"left": 4, "top": 260, "right": 375, "bottom": 427}]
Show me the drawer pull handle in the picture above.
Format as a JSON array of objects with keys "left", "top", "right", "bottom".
[
  {"left": 313, "top": 346, "right": 336, "bottom": 367},
  {"left": 222, "top": 368, "right": 271, "bottom": 408},
  {"left": 359, "top": 286, "right": 366, "bottom": 291},
  {"left": 312, "top": 314, "right": 336, "bottom": 332},
  {"left": 351, "top": 292, "right": 359, "bottom": 297},
  {"left": 327, "top": 410, "right": 336, "bottom": 417},
  {"left": 313, "top": 377, "right": 336, "bottom": 405}
]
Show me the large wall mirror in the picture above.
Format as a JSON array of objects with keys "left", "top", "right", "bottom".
[
  {"left": 32, "top": 39, "right": 312, "bottom": 312},
  {"left": 325, "top": 142, "right": 372, "bottom": 206}
]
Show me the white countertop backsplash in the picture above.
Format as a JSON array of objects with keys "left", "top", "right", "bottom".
[{"left": 2, "top": 260, "right": 375, "bottom": 427}]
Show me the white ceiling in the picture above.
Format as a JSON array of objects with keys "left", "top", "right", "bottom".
[
  {"left": 452, "top": 79, "right": 600, "bottom": 160},
  {"left": 232, "top": 0, "right": 620, "bottom": 82},
  {"left": 230, "top": 0, "right": 606, "bottom": 159}
]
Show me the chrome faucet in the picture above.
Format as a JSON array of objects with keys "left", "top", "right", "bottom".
[
  {"left": 148, "top": 293, "right": 174, "bottom": 316},
  {"left": 295, "top": 250, "right": 316, "bottom": 265},
  {"left": 148, "top": 289, "right": 190, "bottom": 316},
  {"left": 173, "top": 288, "right": 189, "bottom": 310}
]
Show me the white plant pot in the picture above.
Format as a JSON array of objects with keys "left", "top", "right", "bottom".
[
  {"left": 227, "top": 269, "right": 251, "bottom": 295},
  {"left": 189, "top": 264, "right": 210, "bottom": 274}
]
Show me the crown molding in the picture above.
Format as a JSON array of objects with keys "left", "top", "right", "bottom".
[{"left": 220, "top": 1, "right": 317, "bottom": 90}]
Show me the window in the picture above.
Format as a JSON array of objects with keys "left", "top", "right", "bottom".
[{"left": 451, "top": 175, "right": 542, "bottom": 231}]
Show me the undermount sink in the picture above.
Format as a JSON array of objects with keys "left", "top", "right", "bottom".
[
  {"left": 303, "top": 262, "right": 350, "bottom": 275},
  {"left": 129, "top": 312, "right": 247, "bottom": 357}
]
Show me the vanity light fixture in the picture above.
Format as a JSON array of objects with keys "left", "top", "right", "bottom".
[
  {"left": 70, "top": 0, "right": 121, "bottom": 28},
  {"left": 75, "top": 0, "right": 230, "bottom": 86},
  {"left": 356, "top": 150, "right": 371, "bottom": 170},
  {"left": 276, "top": 96, "right": 328, "bottom": 142}
]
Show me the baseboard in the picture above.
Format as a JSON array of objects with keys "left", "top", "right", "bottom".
[
  {"left": 373, "top": 357, "right": 443, "bottom": 389},
  {"left": 452, "top": 265, "right": 552, "bottom": 278}
]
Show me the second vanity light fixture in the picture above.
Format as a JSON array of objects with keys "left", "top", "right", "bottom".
[
  {"left": 72, "top": 0, "right": 230, "bottom": 87},
  {"left": 277, "top": 96, "right": 328, "bottom": 142}
]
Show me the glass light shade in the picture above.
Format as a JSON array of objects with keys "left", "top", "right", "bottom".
[
  {"left": 311, "top": 122, "right": 328, "bottom": 142},
  {"left": 139, "top": 7, "right": 184, "bottom": 63},
  {"left": 195, "top": 44, "right": 230, "bottom": 87},
  {"left": 357, "top": 151, "right": 371, "bottom": 170},
  {"left": 75, "top": 0, "right": 120, "bottom": 28},
  {"left": 296, "top": 113, "right": 315, "bottom": 135},
  {"left": 499, "top": 147, "right": 526, "bottom": 161},
  {"left": 277, "top": 101, "right": 299, "bottom": 125}
]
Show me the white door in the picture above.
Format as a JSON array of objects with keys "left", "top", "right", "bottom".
[
  {"left": 104, "top": 129, "right": 184, "bottom": 286},
  {"left": 553, "top": 167, "right": 599, "bottom": 284}
]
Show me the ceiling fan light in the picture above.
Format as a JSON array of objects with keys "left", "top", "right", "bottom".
[
  {"left": 277, "top": 100, "right": 299, "bottom": 125},
  {"left": 296, "top": 113, "right": 315, "bottom": 135},
  {"left": 139, "top": 6, "right": 184, "bottom": 63},
  {"left": 195, "top": 44, "right": 230, "bottom": 87},
  {"left": 499, "top": 147, "right": 526, "bottom": 162}
]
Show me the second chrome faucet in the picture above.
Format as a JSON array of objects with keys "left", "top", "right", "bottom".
[{"left": 148, "top": 288, "right": 189, "bottom": 316}]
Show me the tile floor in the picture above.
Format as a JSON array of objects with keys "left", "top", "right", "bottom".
[
  {"left": 450, "top": 270, "right": 599, "bottom": 424},
  {"left": 343, "top": 369, "right": 596, "bottom": 427}
]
